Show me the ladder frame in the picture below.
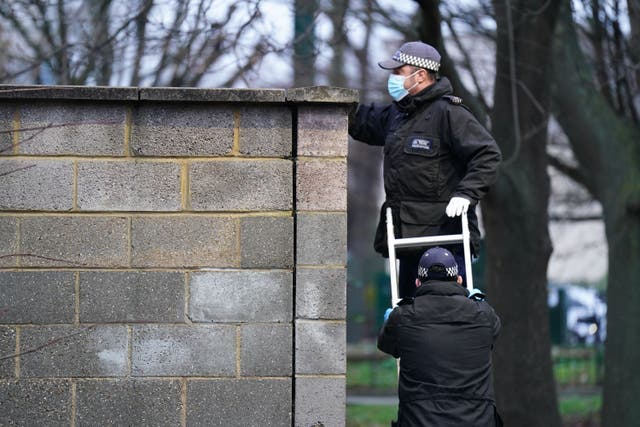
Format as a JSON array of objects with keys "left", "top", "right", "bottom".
[{"left": 386, "top": 207, "right": 474, "bottom": 306}]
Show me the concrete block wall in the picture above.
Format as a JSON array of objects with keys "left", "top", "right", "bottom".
[{"left": 0, "top": 85, "right": 357, "bottom": 426}]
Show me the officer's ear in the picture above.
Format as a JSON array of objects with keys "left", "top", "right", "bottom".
[
  {"left": 416, "top": 68, "right": 428, "bottom": 83},
  {"left": 415, "top": 278, "right": 422, "bottom": 288},
  {"left": 423, "top": 69, "right": 436, "bottom": 84}
]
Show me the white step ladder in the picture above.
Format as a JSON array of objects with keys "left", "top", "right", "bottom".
[{"left": 386, "top": 207, "right": 474, "bottom": 306}]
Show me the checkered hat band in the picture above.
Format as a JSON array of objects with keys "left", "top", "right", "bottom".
[
  {"left": 446, "top": 265, "right": 458, "bottom": 277},
  {"left": 418, "top": 264, "right": 458, "bottom": 278},
  {"left": 393, "top": 52, "right": 440, "bottom": 71}
]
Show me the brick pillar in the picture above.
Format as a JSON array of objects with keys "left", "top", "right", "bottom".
[{"left": 287, "top": 87, "right": 355, "bottom": 427}]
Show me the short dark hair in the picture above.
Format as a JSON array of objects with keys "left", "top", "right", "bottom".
[{"left": 410, "top": 66, "right": 438, "bottom": 82}]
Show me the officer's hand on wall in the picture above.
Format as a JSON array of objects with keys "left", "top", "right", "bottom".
[{"left": 445, "top": 196, "right": 470, "bottom": 217}]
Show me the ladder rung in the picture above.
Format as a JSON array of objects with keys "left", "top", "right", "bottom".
[{"left": 391, "top": 234, "right": 464, "bottom": 249}]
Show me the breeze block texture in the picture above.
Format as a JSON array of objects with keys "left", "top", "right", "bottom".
[{"left": 0, "top": 85, "right": 357, "bottom": 426}]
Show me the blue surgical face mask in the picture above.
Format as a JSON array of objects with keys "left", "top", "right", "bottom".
[{"left": 387, "top": 70, "right": 420, "bottom": 101}]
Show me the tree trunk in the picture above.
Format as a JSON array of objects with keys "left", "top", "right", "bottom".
[
  {"left": 344, "top": 0, "right": 384, "bottom": 340},
  {"left": 90, "top": 0, "right": 114, "bottom": 86},
  {"left": 327, "top": 0, "right": 349, "bottom": 87},
  {"left": 630, "top": 0, "right": 640, "bottom": 83},
  {"left": 294, "top": 0, "right": 317, "bottom": 86},
  {"left": 483, "top": 1, "right": 563, "bottom": 425},
  {"left": 552, "top": 5, "right": 640, "bottom": 425}
]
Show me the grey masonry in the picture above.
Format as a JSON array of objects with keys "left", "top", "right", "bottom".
[{"left": 0, "top": 85, "right": 357, "bottom": 426}]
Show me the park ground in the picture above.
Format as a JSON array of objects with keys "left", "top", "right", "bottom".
[{"left": 346, "top": 346, "right": 603, "bottom": 427}]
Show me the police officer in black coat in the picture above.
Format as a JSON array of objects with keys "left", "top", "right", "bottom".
[
  {"left": 349, "top": 41, "right": 502, "bottom": 297},
  {"left": 378, "top": 247, "right": 502, "bottom": 427}
]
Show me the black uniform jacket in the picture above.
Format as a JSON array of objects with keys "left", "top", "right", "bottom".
[
  {"left": 349, "top": 78, "right": 501, "bottom": 256},
  {"left": 378, "top": 281, "right": 502, "bottom": 426}
]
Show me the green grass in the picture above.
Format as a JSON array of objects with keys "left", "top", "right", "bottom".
[
  {"left": 348, "top": 346, "right": 604, "bottom": 391},
  {"left": 555, "top": 359, "right": 599, "bottom": 385},
  {"left": 346, "top": 395, "right": 601, "bottom": 426},
  {"left": 346, "top": 350, "right": 603, "bottom": 425},
  {"left": 347, "top": 357, "right": 397, "bottom": 391},
  {"left": 553, "top": 347, "right": 604, "bottom": 387},
  {"left": 346, "top": 404, "right": 397, "bottom": 427},
  {"left": 559, "top": 394, "right": 601, "bottom": 419}
]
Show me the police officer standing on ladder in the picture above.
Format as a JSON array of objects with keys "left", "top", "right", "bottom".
[{"left": 349, "top": 41, "right": 501, "bottom": 298}]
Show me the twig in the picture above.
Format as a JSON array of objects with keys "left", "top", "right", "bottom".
[
  {"left": 0, "top": 325, "right": 97, "bottom": 361},
  {"left": 0, "top": 253, "right": 88, "bottom": 267}
]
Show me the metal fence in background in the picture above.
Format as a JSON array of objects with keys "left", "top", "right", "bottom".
[{"left": 347, "top": 344, "right": 605, "bottom": 393}]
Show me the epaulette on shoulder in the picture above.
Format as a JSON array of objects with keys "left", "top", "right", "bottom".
[
  {"left": 442, "top": 95, "right": 463, "bottom": 105},
  {"left": 398, "top": 297, "right": 414, "bottom": 306}
]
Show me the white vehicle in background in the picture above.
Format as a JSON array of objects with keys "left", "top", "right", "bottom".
[{"left": 548, "top": 284, "right": 607, "bottom": 345}]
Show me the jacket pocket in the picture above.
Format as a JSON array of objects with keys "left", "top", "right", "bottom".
[
  {"left": 403, "top": 135, "right": 439, "bottom": 157},
  {"left": 399, "top": 200, "right": 447, "bottom": 240},
  {"left": 401, "top": 135, "right": 440, "bottom": 199}
]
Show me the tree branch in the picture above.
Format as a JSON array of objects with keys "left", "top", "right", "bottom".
[
  {"left": 547, "top": 152, "right": 587, "bottom": 188},
  {"left": 441, "top": 13, "right": 490, "bottom": 112}
]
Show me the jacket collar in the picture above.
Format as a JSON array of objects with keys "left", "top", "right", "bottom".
[
  {"left": 415, "top": 280, "right": 469, "bottom": 298},
  {"left": 395, "top": 77, "right": 453, "bottom": 114}
]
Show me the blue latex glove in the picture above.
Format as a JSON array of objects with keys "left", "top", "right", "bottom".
[
  {"left": 468, "top": 288, "right": 486, "bottom": 301},
  {"left": 383, "top": 307, "right": 394, "bottom": 323}
]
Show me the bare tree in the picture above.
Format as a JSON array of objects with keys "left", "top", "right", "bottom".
[
  {"left": 293, "top": 0, "right": 318, "bottom": 86},
  {"left": 317, "top": 0, "right": 389, "bottom": 338},
  {"left": 483, "top": 0, "right": 564, "bottom": 424},
  {"left": 430, "top": 1, "right": 638, "bottom": 425},
  {"left": 552, "top": 2, "right": 640, "bottom": 424},
  {"left": 0, "top": 0, "right": 274, "bottom": 87},
  {"left": 411, "top": 1, "right": 564, "bottom": 425},
  {"left": 630, "top": 0, "right": 640, "bottom": 84}
]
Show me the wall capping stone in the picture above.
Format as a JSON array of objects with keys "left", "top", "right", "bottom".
[
  {"left": 0, "top": 84, "right": 359, "bottom": 104},
  {"left": 285, "top": 86, "right": 359, "bottom": 103},
  {"left": 0, "top": 85, "right": 139, "bottom": 101},
  {"left": 139, "top": 87, "right": 286, "bottom": 103}
]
